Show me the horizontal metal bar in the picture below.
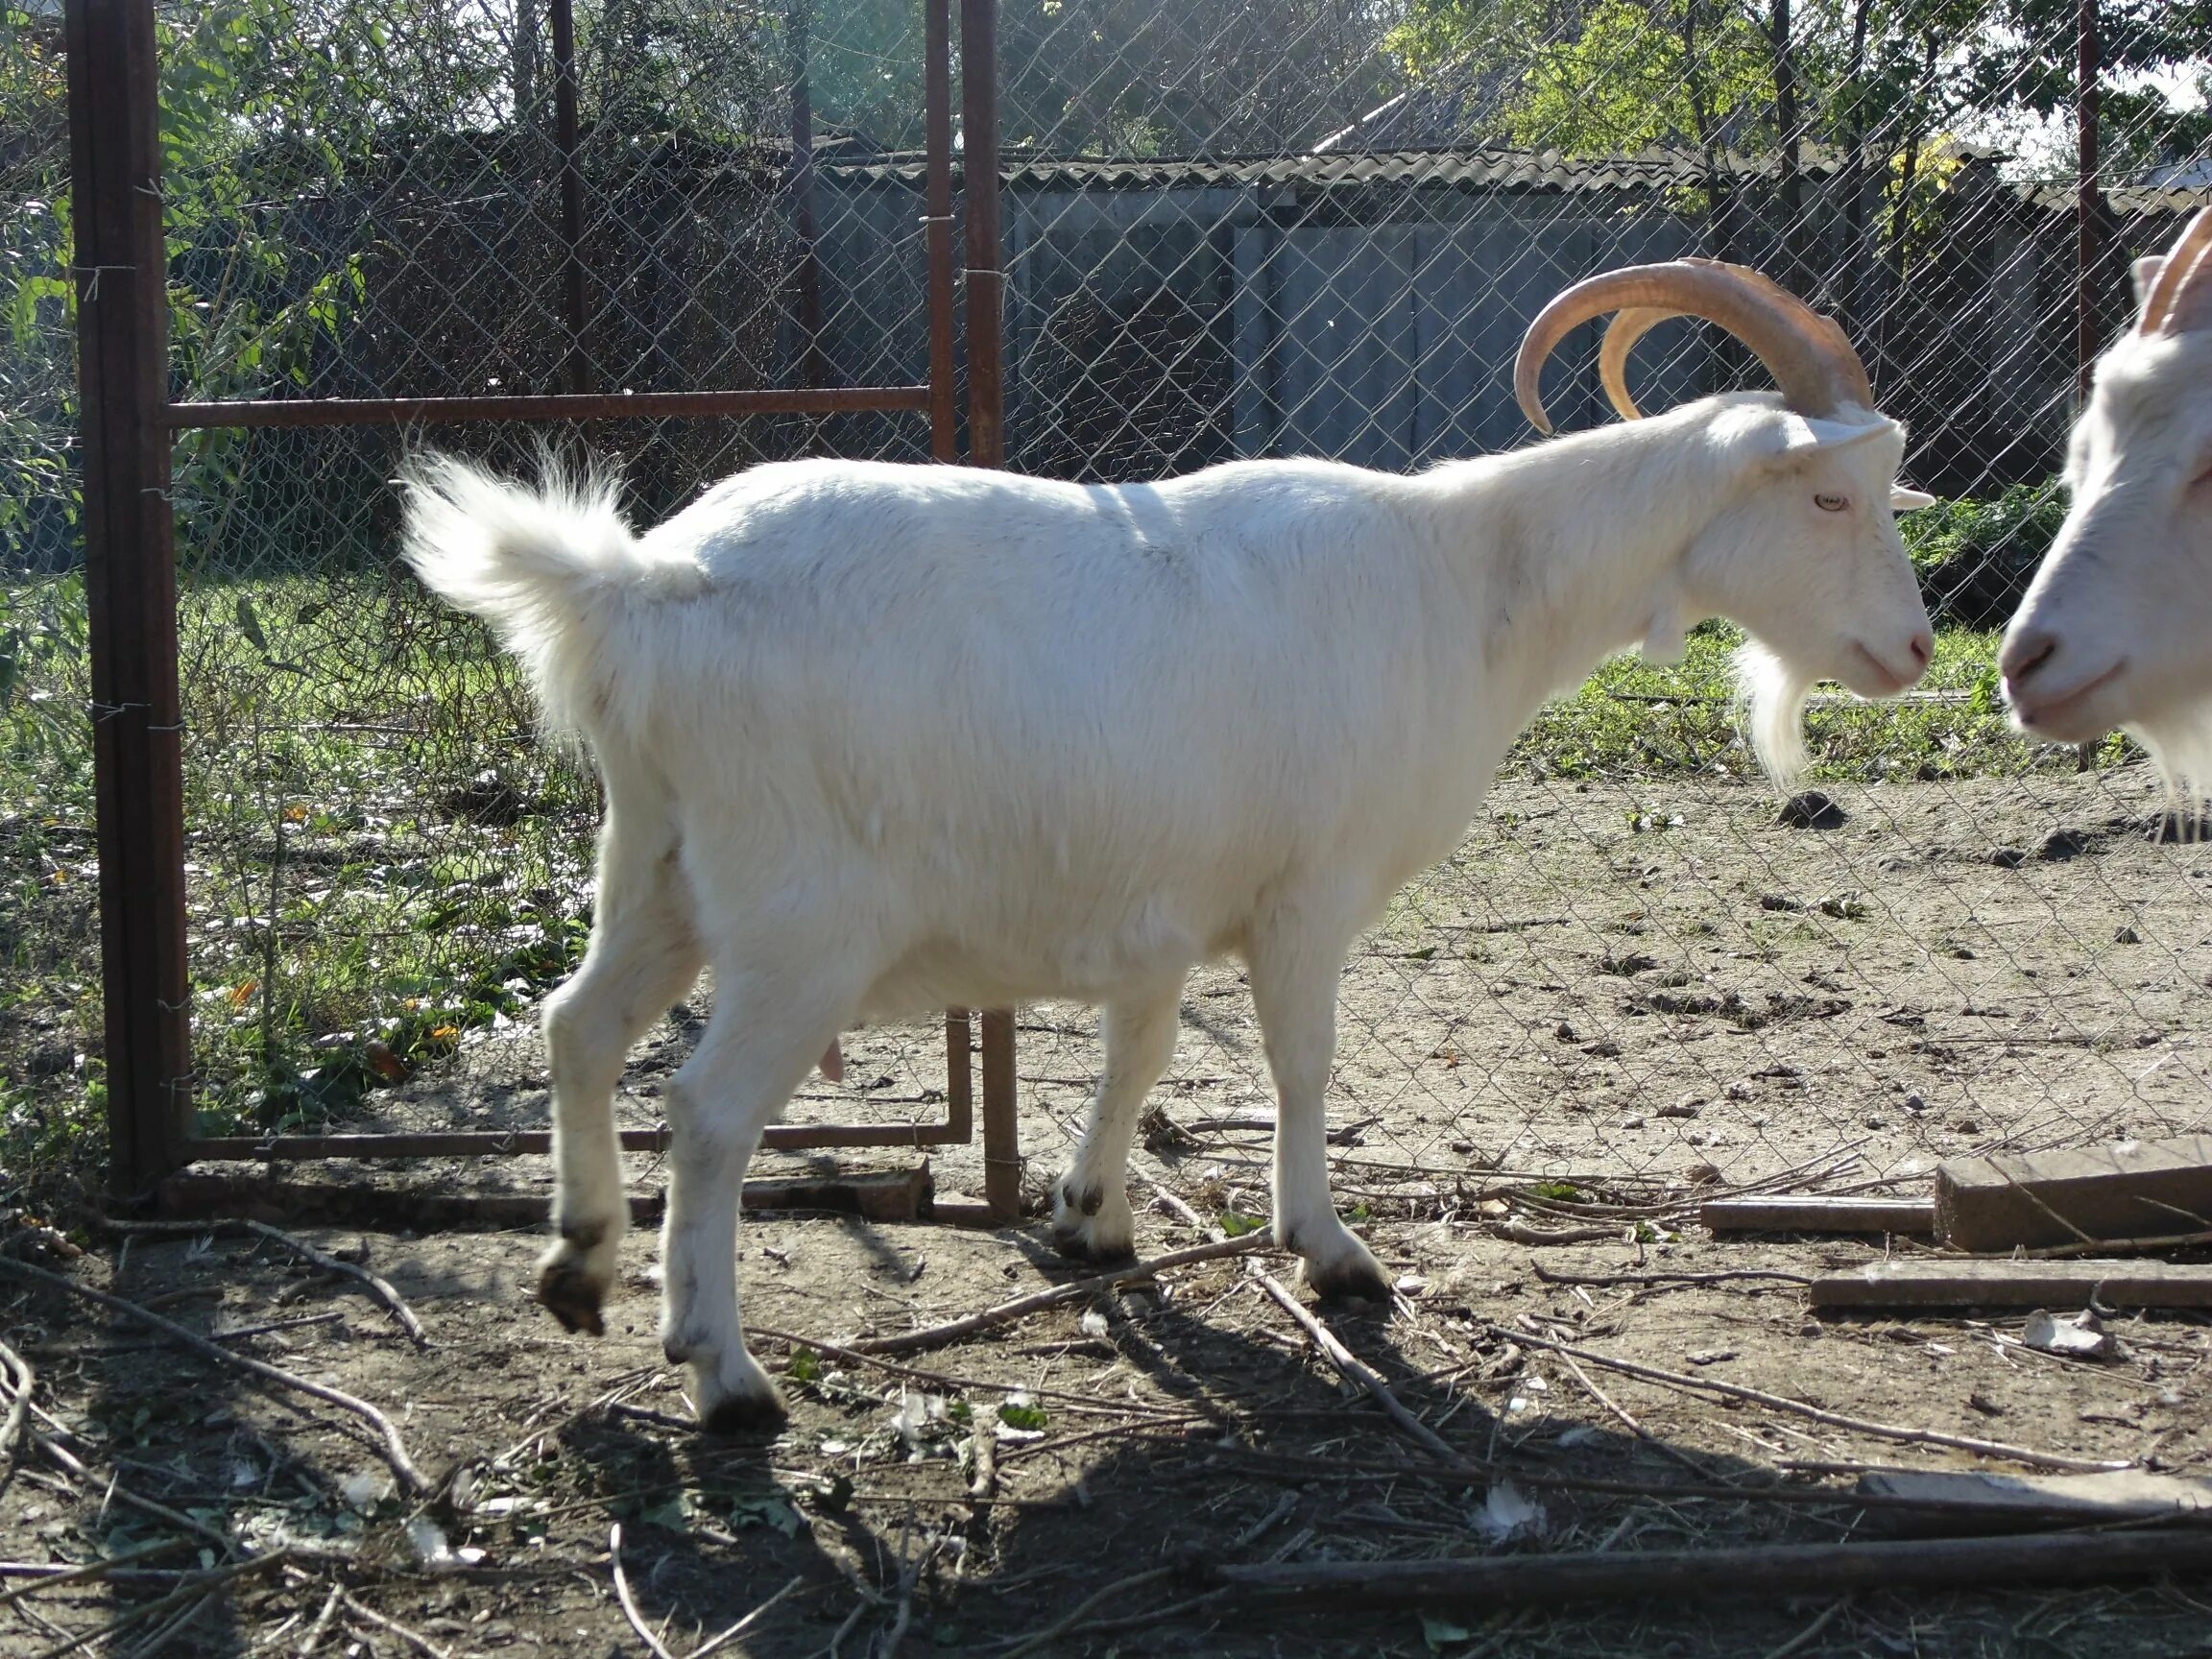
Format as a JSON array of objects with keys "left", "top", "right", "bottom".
[
  {"left": 160, "top": 385, "right": 933, "bottom": 430},
  {"left": 182, "top": 1118, "right": 965, "bottom": 1162}
]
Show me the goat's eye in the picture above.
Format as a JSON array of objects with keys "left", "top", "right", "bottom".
[{"left": 1814, "top": 492, "right": 1849, "bottom": 513}]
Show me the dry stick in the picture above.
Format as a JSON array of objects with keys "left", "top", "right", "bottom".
[
  {"left": 995, "top": 1565, "right": 1179, "bottom": 1659},
  {"left": 1761, "top": 1598, "right": 1850, "bottom": 1659},
  {"left": 0, "top": 1541, "right": 194, "bottom": 1609},
  {"left": 117, "top": 1587, "right": 217, "bottom": 1659},
  {"left": 2001, "top": 1226, "right": 2212, "bottom": 1261},
  {"left": 687, "top": 1576, "right": 805, "bottom": 1659},
  {"left": 1251, "top": 1271, "right": 1464, "bottom": 1467},
  {"left": 609, "top": 1524, "right": 678, "bottom": 1659},
  {"left": 1551, "top": 1352, "right": 1715, "bottom": 1479},
  {"left": 96, "top": 1217, "right": 430, "bottom": 1350},
  {"left": 26, "top": 1551, "right": 290, "bottom": 1659},
  {"left": 297, "top": 1584, "right": 346, "bottom": 1658},
  {"left": 968, "top": 1416, "right": 998, "bottom": 1502},
  {"left": 0, "top": 1336, "right": 31, "bottom": 1473},
  {"left": 846, "top": 1232, "right": 1282, "bottom": 1358},
  {"left": 1496, "top": 1325, "right": 2128, "bottom": 1474},
  {"left": 1531, "top": 1264, "right": 1815, "bottom": 1289},
  {"left": 338, "top": 1591, "right": 452, "bottom": 1659},
  {"left": 1486, "top": 1221, "right": 1625, "bottom": 1246},
  {"left": 747, "top": 1328, "right": 1191, "bottom": 1420},
  {"left": 0, "top": 1256, "right": 429, "bottom": 1496}
]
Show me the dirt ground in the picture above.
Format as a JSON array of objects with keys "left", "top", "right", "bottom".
[{"left": 4, "top": 763, "right": 2210, "bottom": 1656}]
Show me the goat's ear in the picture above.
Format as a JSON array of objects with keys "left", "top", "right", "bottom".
[
  {"left": 1770, "top": 412, "right": 1891, "bottom": 458},
  {"left": 1889, "top": 486, "right": 1937, "bottom": 512},
  {"left": 2132, "top": 254, "right": 2165, "bottom": 315}
]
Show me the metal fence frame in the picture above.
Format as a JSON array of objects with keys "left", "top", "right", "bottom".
[{"left": 69, "top": 0, "right": 1022, "bottom": 1218}]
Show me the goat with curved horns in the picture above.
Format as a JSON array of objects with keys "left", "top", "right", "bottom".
[
  {"left": 2002, "top": 209, "right": 2212, "bottom": 796},
  {"left": 401, "top": 260, "right": 1934, "bottom": 1431}
]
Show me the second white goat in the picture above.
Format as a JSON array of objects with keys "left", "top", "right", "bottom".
[
  {"left": 402, "top": 259, "right": 1935, "bottom": 1430},
  {"left": 2003, "top": 208, "right": 2212, "bottom": 796}
]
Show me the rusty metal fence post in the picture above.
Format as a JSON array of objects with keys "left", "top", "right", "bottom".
[
  {"left": 959, "top": 0, "right": 1023, "bottom": 1223},
  {"left": 2074, "top": 0, "right": 2102, "bottom": 412},
  {"left": 67, "top": 0, "right": 192, "bottom": 1199}
]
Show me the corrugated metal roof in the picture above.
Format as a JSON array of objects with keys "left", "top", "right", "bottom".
[{"left": 833, "top": 145, "right": 1850, "bottom": 193}]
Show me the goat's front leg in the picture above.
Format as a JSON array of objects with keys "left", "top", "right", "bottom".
[
  {"left": 1051, "top": 979, "right": 1184, "bottom": 1262},
  {"left": 1248, "top": 919, "right": 1390, "bottom": 1303},
  {"left": 537, "top": 811, "right": 701, "bottom": 1336},
  {"left": 659, "top": 971, "right": 850, "bottom": 1431}
]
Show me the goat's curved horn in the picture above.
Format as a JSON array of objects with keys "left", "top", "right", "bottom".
[
  {"left": 1599, "top": 308, "right": 1672, "bottom": 421},
  {"left": 1516, "top": 260, "right": 1867, "bottom": 433},
  {"left": 2139, "top": 208, "right": 2212, "bottom": 337}
]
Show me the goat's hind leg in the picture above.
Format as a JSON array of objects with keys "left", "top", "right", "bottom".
[
  {"left": 1051, "top": 980, "right": 1183, "bottom": 1263},
  {"left": 537, "top": 797, "right": 702, "bottom": 1336},
  {"left": 659, "top": 961, "right": 854, "bottom": 1431},
  {"left": 1248, "top": 917, "right": 1391, "bottom": 1304}
]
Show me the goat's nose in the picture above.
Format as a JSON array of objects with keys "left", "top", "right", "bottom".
[
  {"left": 2000, "top": 627, "right": 2058, "bottom": 686},
  {"left": 1907, "top": 630, "right": 1934, "bottom": 671}
]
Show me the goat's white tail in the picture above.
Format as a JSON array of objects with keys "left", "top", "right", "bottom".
[{"left": 399, "top": 453, "right": 650, "bottom": 742}]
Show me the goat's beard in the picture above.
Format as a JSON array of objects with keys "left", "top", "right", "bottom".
[
  {"left": 1733, "top": 640, "right": 1814, "bottom": 791},
  {"left": 2131, "top": 709, "right": 2212, "bottom": 837}
]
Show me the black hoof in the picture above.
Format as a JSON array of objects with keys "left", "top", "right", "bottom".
[
  {"left": 1050, "top": 1224, "right": 1137, "bottom": 1266},
  {"left": 537, "top": 1262, "right": 606, "bottom": 1336},
  {"left": 1306, "top": 1258, "right": 1393, "bottom": 1306},
  {"left": 702, "top": 1391, "right": 789, "bottom": 1435}
]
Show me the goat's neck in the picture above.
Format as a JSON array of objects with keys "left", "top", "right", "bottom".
[{"left": 1432, "top": 407, "right": 1743, "bottom": 719}]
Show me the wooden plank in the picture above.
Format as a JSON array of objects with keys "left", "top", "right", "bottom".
[
  {"left": 1209, "top": 1529, "right": 2212, "bottom": 1609},
  {"left": 1936, "top": 1135, "right": 2212, "bottom": 1252},
  {"left": 1702, "top": 1196, "right": 1935, "bottom": 1235},
  {"left": 153, "top": 1166, "right": 933, "bottom": 1232},
  {"left": 1856, "top": 1470, "right": 2212, "bottom": 1537},
  {"left": 1810, "top": 1258, "right": 2212, "bottom": 1310}
]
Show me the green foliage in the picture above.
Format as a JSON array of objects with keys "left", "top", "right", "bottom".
[
  {"left": 1902, "top": 480, "right": 2068, "bottom": 626},
  {"left": 1504, "top": 0, "right": 1770, "bottom": 156},
  {"left": 1901, "top": 481, "right": 2067, "bottom": 577}
]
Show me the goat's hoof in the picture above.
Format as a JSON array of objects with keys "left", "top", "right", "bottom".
[
  {"left": 700, "top": 1389, "right": 790, "bottom": 1436},
  {"left": 1049, "top": 1174, "right": 1135, "bottom": 1263},
  {"left": 1302, "top": 1250, "right": 1393, "bottom": 1307},
  {"left": 1049, "top": 1222, "right": 1137, "bottom": 1266},
  {"left": 537, "top": 1262, "right": 607, "bottom": 1335}
]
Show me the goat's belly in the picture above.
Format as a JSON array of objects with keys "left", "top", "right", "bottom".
[{"left": 854, "top": 905, "right": 1220, "bottom": 1022}]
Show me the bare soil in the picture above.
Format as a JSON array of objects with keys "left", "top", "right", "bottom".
[{"left": 5, "top": 763, "right": 2210, "bottom": 1656}]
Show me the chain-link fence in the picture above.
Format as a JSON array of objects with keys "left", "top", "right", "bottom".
[
  {"left": 973, "top": 0, "right": 2212, "bottom": 1216},
  {"left": 2, "top": 0, "right": 2207, "bottom": 1216}
]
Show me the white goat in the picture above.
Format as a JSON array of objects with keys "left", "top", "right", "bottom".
[
  {"left": 2003, "top": 208, "right": 2212, "bottom": 795},
  {"left": 402, "top": 260, "right": 1935, "bottom": 1430}
]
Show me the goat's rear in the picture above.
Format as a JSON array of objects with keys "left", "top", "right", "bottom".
[{"left": 399, "top": 455, "right": 685, "bottom": 744}]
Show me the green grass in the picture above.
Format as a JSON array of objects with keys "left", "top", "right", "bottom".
[
  {"left": 0, "top": 568, "right": 599, "bottom": 1193},
  {"left": 1508, "top": 620, "right": 2129, "bottom": 785}
]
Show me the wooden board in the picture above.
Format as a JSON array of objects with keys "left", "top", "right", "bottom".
[
  {"left": 1702, "top": 1196, "right": 1935, "bottom": 1235},
  {"left": 1810, "top": 1258, "right": 2212, "bottom": 1309},
  {"left": 1856, "top": 1469, "right": 2212, "bottom": 1537},
  {"left": 155, "top": 1165, "right": 934, "bottom": 1231},
  {"left": 1936, "top": 1135, "right": 2212, "bottom": 1252}
]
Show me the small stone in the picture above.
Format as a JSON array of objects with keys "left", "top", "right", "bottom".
[
  {"left": 1554, "top": 1022, "right": 1576, "bottom": 1042},
  {"left": 1777, "top": 790, "right": 1846, "bottom": 830},
  {"left": 1903, "top": 1092, "right": 1926, "bottom": 1113},
  {"left": 1953, "top": 1118, "right": 1980, "bottom": 1135},
  {"left": 2114, "top": 926, "right": 2141, "bottom": 945}
]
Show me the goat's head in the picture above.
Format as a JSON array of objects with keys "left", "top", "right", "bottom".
[
  {"left": 1516, "top": 259, "right": 1936, "bottom": 781},
  {"left": 2001, "top": 209, "right": 2212, "bottom": 792}
]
